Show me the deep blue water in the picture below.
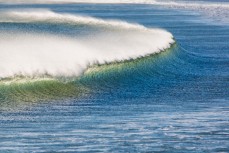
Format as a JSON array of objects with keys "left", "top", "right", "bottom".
[{"left": 0, "top": 1, "right": 229, "bottom": 152}]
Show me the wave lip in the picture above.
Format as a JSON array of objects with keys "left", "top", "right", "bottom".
[{"left": 0, "top": 10, "right": 174, "bottom": 79}]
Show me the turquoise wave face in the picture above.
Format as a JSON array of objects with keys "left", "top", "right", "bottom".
[{"left": 0, "top": 79, "right": 87, "bottom": 103}]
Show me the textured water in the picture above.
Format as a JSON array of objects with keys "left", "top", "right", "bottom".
[{"left": 0, "top": 0, "right": 229, "bottom": 152}]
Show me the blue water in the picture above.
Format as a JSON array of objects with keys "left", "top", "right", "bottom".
[{"left": 0, "top": 1, "right": 229, "bottom": 152}]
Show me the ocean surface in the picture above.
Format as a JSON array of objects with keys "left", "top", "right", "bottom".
[{"left": 0, "top": 0, "right": 229, "bottom": 152}]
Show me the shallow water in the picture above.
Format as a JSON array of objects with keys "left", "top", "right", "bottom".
[{"left": 0, "top": 0, "right": 229, "bottom": 152}]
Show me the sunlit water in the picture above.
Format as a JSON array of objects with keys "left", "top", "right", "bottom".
[{"left": 0, "top": 0, "right": 229, "bottom": 152}]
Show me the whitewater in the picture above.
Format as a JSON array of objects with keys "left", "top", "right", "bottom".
[{"left": 0, "top": 10, "right": 174, "bottom": 79}]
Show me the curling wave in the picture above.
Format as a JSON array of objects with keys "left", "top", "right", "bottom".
[{"left": 0, "top": 10, "right": 174, "bottom": 79}]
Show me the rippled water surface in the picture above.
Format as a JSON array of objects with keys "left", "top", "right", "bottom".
[{"left": 0, "top": 0, "right": 229, "bottom": 152}]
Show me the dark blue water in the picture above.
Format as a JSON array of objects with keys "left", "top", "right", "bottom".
[{"left": 0, "top": 1, "right": 229, "bottom": 152}]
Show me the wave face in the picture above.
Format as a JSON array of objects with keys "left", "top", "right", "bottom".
[{"left": 0, "top": 10, "right": 174, "bottom": 79}]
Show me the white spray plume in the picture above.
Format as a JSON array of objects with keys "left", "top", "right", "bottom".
[{"left": 0, "top": 10, "right": 174, "bottom": 78}]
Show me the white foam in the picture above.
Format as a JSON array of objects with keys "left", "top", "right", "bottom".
[
  {"left": 0, "top": 10, "right": 174, "bottom": 78},
  {"left": 0, "top": 10, "right": 147, "bottom": 30},
  {"left": 153, "top": 1, "right": 229, "bottom": 25}
]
